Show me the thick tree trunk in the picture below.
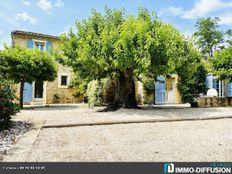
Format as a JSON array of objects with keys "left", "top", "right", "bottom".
[
  {"left": 19, "top": 81, "right": 25, "bottom": 109},
  {"left": 113, "top": 70, "right": 137, "bottom": 108}
]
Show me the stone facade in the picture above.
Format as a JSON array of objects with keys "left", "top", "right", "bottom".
[
  {"left": 11, "top": 31, "right": 83, "bottom": 104},
  {"left": 197, "top": 97, "right": 232, "bottom": 108},
  {"left": 45, "top": 65, "right": 82, "bottom": 104}
]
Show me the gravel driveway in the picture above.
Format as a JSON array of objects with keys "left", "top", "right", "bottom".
[
  {"left": 3, "top": 104, "right": 232, "bottom": 162},
  {"left": 14, "top": 104, "right": 232, "bottom": 126},
  {"left": 25, "top": 119, "right": 232, "bottom": 161}
]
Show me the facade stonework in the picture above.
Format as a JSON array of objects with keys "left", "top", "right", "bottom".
[
  {"left": 197, "top": 97, "right": 232, "bottom": 107},
  {"left": 46, "top": 65, "right": 82, "bottom": 104}
]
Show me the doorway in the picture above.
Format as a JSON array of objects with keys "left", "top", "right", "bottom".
[{"left": 34, "top": 81, "right": 44, "bottom": 99}]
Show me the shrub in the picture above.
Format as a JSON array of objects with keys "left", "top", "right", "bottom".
[
  {"left": 0, "top": 81, "right": 19, "bottom": 130},
  {"left": 86, "top": 80, "right": 103, "bottom": 108},
  {"left": 86, "top": 78, "right": 114, "bottom": 108},
  {"left": 143, "top": 77, "right": 154, "bottom": 95},
  {"left": 52, "top": 94, "right": 60, "bottom": 103},
  {"left": 177, "top": 65, "right": 207, "bottom": 104}
]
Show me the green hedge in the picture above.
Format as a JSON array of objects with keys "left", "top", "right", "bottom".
[{"left": 0, "top": 81, "right": 19, "bottom": 130}]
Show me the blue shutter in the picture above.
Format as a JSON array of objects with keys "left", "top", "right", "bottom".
[
  {"left": 227, "top": 83, "right": 232, "bottom": 97},
  {"left": 206, "top": 74, "right": 213, "bottom": 89},
  {"left": 27, "top": 39, "right": 34, "bottom": 49},
  {"left": 46, "top": 41, "right": 52, "bottom": 53},
  {"left": 23, "top": 82, "right": 33, "bottom": 102},
  {"left": 155, "top": 76, "right": 166, "bottom": 104}
]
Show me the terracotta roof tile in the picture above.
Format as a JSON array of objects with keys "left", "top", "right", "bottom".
[{"left": 11, "top": 30, "right": 59, "bottom": 40}]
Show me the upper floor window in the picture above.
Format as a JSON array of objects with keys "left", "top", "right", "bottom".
[{"left": 35, "top": 42, "right": 45, "bottom": 51}]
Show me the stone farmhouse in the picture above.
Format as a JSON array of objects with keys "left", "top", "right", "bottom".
[
  {"left": 11, "top": 30, "right": 184, "bottom": 105},
  {"left": 11, "top": 30, "right": 82, "bottom": 105}
]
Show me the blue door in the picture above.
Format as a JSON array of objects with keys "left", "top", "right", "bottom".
[
  {"left": 206, "top": 74, "right": 213, "bottom": 89},
  {"left": 23, "top": 82, "right": 33, "bottom": 102},
  {"left": 227, "top": 83, "right": 232, "bottom": 97},
  {"left": 155, "top": 76, "right": 166, "bottom": 104}
]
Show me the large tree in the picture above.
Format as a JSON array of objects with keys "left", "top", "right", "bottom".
[
  {"left": 211, "top": 46, "right": 232, "bottom": 82},
  {"left": 225, "top": 29, "right": 232, "bottom": 46},
  {"left": 194, "top": 17, "right": 224, "bottom": 58},
  {"left": 59, "top": 7, "right": 195, "bottom": 108},
  {"left": 0, "top": 46, "right": 57, "bottom": 108},
  {"left": 175, "top": 40, "right": 207, "bottom": 106}
]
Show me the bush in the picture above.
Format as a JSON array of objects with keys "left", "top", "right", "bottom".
[
  {"left": 178, "top": 65, "right": 207, "bottom": 104},
  {"left": 0, "top": 81, "right": 19, "bottom": 130},
  {"left": 143, "top": 77, "right": 154, "bottom": 95},
  {"left": 86, "top": 80, "right": 103, "bottom": 108},
  {"left": 86, "top": 78, "right": 114, "bottom": 108}
]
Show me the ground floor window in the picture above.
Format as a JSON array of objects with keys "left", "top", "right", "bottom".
[
  {"left": 58, "top": 73, "right": 71, "bottom": 88},
  {"left": 61, "top": 75, "right": 68, "bottom": 86}
]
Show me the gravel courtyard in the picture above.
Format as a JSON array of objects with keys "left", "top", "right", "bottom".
[{"left": 3, "top": 104, "right": 232, "bottom": 162}]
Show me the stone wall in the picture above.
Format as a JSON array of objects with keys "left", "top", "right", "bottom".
[
  {"left": 197, "top": 97, "right": 232, "bottom": 108},
  {"left": 45, "top": 64, "right": 83, "bottom": 104},
  {"left": 135, "top": 80, "right": 144, "bottom": 105}
]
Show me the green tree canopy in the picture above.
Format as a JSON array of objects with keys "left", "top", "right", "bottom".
[
  {"left": 0, "top": 46, "right": 57, "bottom": 108},
  {"left": 59, "top": 7, "right": 199, "bottom": 108},
  {"left": 225, "top": 29, "right": 232, "bottom": 46},
  {"left": 212, "top": 46, "right": 232, "bottom": 82},
  {"left": 174, "top": 39, "right": 207, "bottom": 105},
  {"left": 194, "top": 17, "right": 224, "bottom": 58}
]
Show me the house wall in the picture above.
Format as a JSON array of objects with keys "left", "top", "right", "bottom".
[
  {"left": 138, "top": 75, "right": 182, "bottom": 105},
  {"left": 12, "top": 34, "right": 83, "bottom": 104},
  {"left": 46, "top": 64, "right": 82, "bottom": 104},
  {"left": 135, "top": 80, "right": 144, "bottom": 105},
  {"left": 167, "top": 75, "right": 182, "bottom": 104}
]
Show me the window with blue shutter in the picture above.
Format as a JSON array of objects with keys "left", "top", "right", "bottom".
[
  {"left": 227, "top": 83, "right": 232, "bottom": 97},
  {"left": 35, "top": 42, "right": 45, "bottom": 51},
  {"left": 27, "top": 39, "right": 34, "bottom": 49},
  {"left": 46, "top": 41, "right": 52, "bottom": 53}
]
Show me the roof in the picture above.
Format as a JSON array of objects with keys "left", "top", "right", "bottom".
[{"left": 11, "top": 30, "right": 59, "bottom": 40}]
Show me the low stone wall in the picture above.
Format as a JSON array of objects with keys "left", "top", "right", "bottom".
[{"left": 197, "top": 97, "right": 232, "bottom": 108}]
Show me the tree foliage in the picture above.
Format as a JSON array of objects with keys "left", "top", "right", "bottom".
[
  {"left": 59, "top": 7, "right": 195, "bottom": 108},
  {"left": 225, "top": 29, "right": 232, "bottom": 46},
  {"left": 0, "top": 80, "right": 19, "bottom": 130},
  {"left": 212, "top": 46, "right": 232, "bottom": 82},
  {"left": 175, "top": 40, "right": 207, "bottom": 104},
  {"left": 0, "top": 46, "right": 57, "bottom": 108},
  {"left": 194, "top": 17, "right": 224, "bottom": 58},
  {"left": 0, "top": 51, "right": 19, "bottom": 129}
]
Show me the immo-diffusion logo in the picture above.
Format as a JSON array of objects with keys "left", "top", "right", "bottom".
[{"left": 164, "top": 163, "right": 175, "bottom": 173}]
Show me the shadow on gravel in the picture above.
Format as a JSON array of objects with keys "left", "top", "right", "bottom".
[
  {"left": 98, "top": 105, "right": 143, "bottom": 112},
  {"left": 98, "top": 105, "right": 120, "bottom": 112}
]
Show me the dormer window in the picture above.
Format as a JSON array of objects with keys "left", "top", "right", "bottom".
[{"left": 35, "top": 42, "right": 45, "bottom": 51}]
